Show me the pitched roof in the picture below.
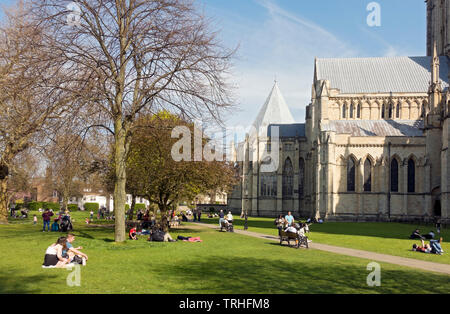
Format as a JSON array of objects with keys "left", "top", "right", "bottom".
[
  {"left": 251, "top": 82, "right": 295, "bottom": 136},
  {"left": 315, "top": 56, "right": 449, "bottom": 94},
  {"left": 321, "top": 120, "right": 424, "bottom": 137},
  {"left": 267, "top": 124, "right": 306, "bottom": 138}
]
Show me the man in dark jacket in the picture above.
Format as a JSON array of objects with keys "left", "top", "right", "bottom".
[{"left": 42, "top": 209, "right": 54, "bottom": 232}]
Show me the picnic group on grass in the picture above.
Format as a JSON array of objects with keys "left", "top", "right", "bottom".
[
  {"left": 409, "top": 228, "right": 445, "bottom": 255},
  {"left": 37, "top": 203, "right": 445, "bottom": 270},
  {"left": 128, "top": 209, "right": 203, "bottom": 243},
  {"left": 42, "top": 234, "right": 88, "bottom": 268}
]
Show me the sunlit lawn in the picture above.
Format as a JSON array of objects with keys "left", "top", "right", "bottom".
[
  {"left": 1, "top": 211, "right": 449, "bottom": 294},
  {"left": 200, "top": 217, "right": 450, "bottom": 265}
]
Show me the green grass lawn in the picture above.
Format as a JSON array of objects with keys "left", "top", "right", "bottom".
[
  {"left": 200, "top": 217, "right": 450, "bottom": 265},
  {"left": 1, "top": 211, "right": 449, "bottom": 294}
]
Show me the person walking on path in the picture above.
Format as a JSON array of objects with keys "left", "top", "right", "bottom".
[{"left": 285, "top": 211, "right": 294, "bottom": 227}]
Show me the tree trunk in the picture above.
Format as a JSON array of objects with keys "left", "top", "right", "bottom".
[
  {"left": 159, "top": 203, "right": 169, "bottom": 233},
  {"left": 113, "top": 118, "right": 128, "bottom": 242},
  {"left": 0, "top": 177, "right": 9, "bottom": 224}
]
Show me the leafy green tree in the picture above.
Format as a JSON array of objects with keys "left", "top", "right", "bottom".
[{"left": 126, "top": 113, "right": 237, "bottom": 231}]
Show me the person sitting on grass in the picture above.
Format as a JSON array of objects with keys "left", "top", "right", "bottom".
[
  {"left": 64, "top": 234, "right": 88, "bottom": 265},
  {"left": 412, "top": 238, "right": 445, "bottom": 255},
  {"left": 409, "top": 229, "right": 423, "bottom": 240},
  {"left": 42, "top": 237, "right": 70, "bottom": 268},
  {"left": 51, "top": 219, "right": 60, "bottom": 232},
  {"left": 423, "top": 231, "right": 435, "bottom": 240},
  {"left": 148, "top": 225, "right": 176, "bottom": 242},
  {"left": 129, "top": 226, "right": 138, "bottom": 240}
]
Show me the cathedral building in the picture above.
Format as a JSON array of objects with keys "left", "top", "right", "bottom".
[{"left": 228, "top": 0, "right": 450, "bottom": 223}]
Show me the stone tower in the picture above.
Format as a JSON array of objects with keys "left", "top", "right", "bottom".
[{"left": 427, "top": 0, "right": 450, "bottom": 56}]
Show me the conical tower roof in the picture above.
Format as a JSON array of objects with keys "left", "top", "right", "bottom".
[{"left": 251, "top": 82, "right": 295, "bottom": 137}]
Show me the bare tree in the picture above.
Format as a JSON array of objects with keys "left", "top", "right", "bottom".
[
  {"left": 0, "top": 4, "right": 81, "bottom": 223},
  {"left": 31, "top": 0, "right": 235, "bottom": 241}
]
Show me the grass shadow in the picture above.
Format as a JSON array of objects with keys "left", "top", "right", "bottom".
[{"left": 148, "top": 255, "right": 450, "bottom": 294}]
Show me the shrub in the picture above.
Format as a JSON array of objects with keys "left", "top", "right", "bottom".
[
  {"left": 84, "top": 202, "right": 99, "bottom": 211},
  {"left": 135, "top": 203, "right": 146, "bottom": 211},
  {"left": 43, "top": 202, "right": 60, "bottom": 211},
  {"left": 28, "top": 201, "right": 43, "bottom": 211},
  {"left": 125, "top": 204, "right": 130, "bottom": 211},
  {"left": 68, "top": 204, "right": 78, "bottom": 212}
]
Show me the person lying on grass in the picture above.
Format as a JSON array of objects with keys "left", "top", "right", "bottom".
[
  {"left": 42, "top": 237, "right": 70, "bottom": 268},
  {"left": 63, "top": 234, "right": 88, "bottom": 265},
  {"left": 412, "top": 238, "right": 445, "bottom": 255}
]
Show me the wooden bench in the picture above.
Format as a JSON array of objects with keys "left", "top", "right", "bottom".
[{"left": 279, "top": 231, "right": 308, "bottom": 249}]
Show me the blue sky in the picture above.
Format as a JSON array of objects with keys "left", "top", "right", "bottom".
[
  {"left": 198, "top": 0, "right": 427, "bottom": 129},
  {"left": 0, "top": 0, "right": 427, "bottom": 131}
]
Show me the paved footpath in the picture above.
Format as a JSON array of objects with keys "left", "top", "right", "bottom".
[{"left": 192, "top": 222, "right": 450, "bottom": 276}]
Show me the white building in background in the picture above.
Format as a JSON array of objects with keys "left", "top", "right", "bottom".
[{"left": 68, "top": 188, "right": 150, "bottom": 212}]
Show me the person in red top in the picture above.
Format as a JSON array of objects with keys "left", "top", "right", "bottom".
[
  {"left": 42, "top": 209, "right": 54, "bottom": 232},
  {"left": 129, "top": 227, "right": 138, "bottom": 240}
]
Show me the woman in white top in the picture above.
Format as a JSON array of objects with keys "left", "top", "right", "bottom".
[{"left": 42, "top": 237, "right": 70, "bottom": 268}]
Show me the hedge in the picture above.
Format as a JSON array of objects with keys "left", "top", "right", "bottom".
[
  {"left": 43, "top": 202, "right": 60, "bottom": 211},
  {"left": 67, "top": 204, "right": 78, "bottom": 211},
  {"left": 84, "top": 202, "right": 99, "bottom": 211},
  {"left": 135, "top": 203, "right": 146, "bottom": 210},
  {"left": 28, "top": 201, "right": 43, "bottom": 211}
]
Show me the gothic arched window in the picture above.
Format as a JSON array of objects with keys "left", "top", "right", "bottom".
[
  {"left": 391, "top": 158, "right": 399, "bottom": 192},
  {"left": 283, "top": 158, "right": 293, "bottom": 197},
  {"left": 261, "top": 175, "right": 277, "bottom": 197},
  {"left": 347, "top": 157, "right": 356, "bottom": 192},
  {"left": 364, "top": 158, "right": 372, "bottom": 192},
  {"left": 357, "top": 104, "right": 361, "bottom": 119},
  {"left": 408, "top": 158, "right": 416, "bottom": 193},
  {"left": 350, "top": 103, "right": 354, "bottom": 119},
  {"left": 299, "top": 158, "right": 305, "bottom": 197},
  {"left": 381, "top": 104, "right": 386, "bottom": 119},
  {"left": 396, "top": 102, "right": 400, "bottom": 118},
  {"left": 388, "top": 103, "right": 393, "bottom": 119},
  {"left": 342, "top": 104, "right": 347, "bottom": 119}
]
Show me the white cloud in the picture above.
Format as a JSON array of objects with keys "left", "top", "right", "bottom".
[{"left": 220, "top": 0, "right": 359, "bottom": 133}]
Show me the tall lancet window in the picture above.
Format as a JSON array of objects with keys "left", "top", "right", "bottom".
[
  {"left": 396, "top": 102, "right": 400, "bottom": 119},
  {"left": 408, "top": 158, "right": 416, "bottom": 193},
  {"left": 391, "top": 158, "right": 399, "bottom": 192},
  {"left": 357, "top": 104, "right": 361, "bottom": 119},
  {"left": 388, "top": 103, "right": 393, "bottom": 119},
  {"left": 381, "top": 104, "right": 386, "bottom": 119},
  {"left": 364, "top": 159, "right": 372, "bottom": 192},
  {"left": 347, "top": 157, "right": 356, "bottom": 192},
  {"left": 342, "top": 104, "right": 347, "bottom": 119},
  {"left": 283, "top": 158, "right": 294, "bottom": 197},
  {"left": 350, "top": 103, "right": 354, "bottom": 119},
  {"left": 299, "top": 158, "right": 305, "bottom": 197}
]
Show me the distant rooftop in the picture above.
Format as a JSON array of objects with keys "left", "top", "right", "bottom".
[
  {"left": 316, "top": 56, "right": 449, "bottom": 94},
  {"left": 268, "top": 124, "right": 306, "bottom": 138},
  {"left": 321, "top": 120, "right": 424, "bottom": 137}
]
